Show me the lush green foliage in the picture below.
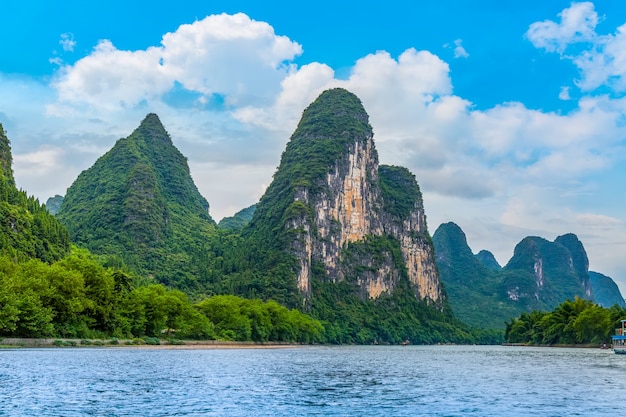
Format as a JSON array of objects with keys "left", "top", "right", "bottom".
[
  {"left": 56, "top": 114, "right": 215, "bottom": 289},
  {"left": 378, "top": 165, "right": 422, "bottom": 220},
  {"left": 196, "top": 295, "right": 324, "bottom": 343},
  {"left": 0, "top": 248, "right": 323, "bottom": 342},
  {"left": 433, "top": 222, "right": 521, "bottom": 329},
  {"left": 433, "top": 223, "right": 611, "bottom": 330},
  {"left": 504, "top": 297, "right": 626, "bottom": 345},
  {"left": 475, "top": 250, "right": 501, "bottom": 271},
  {"left": 505, "top": 236, "right": 589, "bottom": 308},
  {"left": 0, "top": 124, "right": 70, "bottom": 263},
  {"left": 310, "top": 271, "right": 502, "bottom": 345}
]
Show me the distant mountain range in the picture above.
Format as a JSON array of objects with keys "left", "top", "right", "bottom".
[
  {"left": 433, "top": 222, "right": 625, "bottom": 329},
  {"left": 30, "top": 88, "right": 622, "bottom": 338},
  {"left": 49, "top": 89, "right": 492, "bottom": 344}
]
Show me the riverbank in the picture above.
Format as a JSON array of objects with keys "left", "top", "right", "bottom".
[
  {"left": 0, "top": 337, "right": 302, "bottom": 349},
  {"left": 502, "top": 342, "right": 608, "bottom": 349}
]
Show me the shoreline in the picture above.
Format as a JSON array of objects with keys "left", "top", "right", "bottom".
[{"left": 0, "top": 337, "right": 305, "bottom": 349}]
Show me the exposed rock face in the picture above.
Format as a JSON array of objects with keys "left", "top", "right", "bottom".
[{"left": 251, "top": 88, "right": 442, "bottom": 305}]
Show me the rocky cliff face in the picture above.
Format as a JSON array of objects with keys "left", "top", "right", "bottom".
[{"left": 250, "top": 88, "right": 442, "bottom": 305}]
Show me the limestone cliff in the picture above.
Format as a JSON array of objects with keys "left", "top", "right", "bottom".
[{"left": 248, "top": 88, "right": 442, "bottom": 306}]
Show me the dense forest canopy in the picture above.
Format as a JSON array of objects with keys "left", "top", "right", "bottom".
[{"left": 505, "top": 297, "right": 626, "bottom": 345}]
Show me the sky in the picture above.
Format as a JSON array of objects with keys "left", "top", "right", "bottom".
[{"left": 1, "top": 1, "right": 626, "bottom": 294}]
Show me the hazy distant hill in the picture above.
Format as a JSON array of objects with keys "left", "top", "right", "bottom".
[
  {"left": 218, "top": 204, "right": 256, "bottom": 231},
  {"left": 433, "top": 222, "right": 622, "bottom": 329},
  {"left": 589, "top": 271, "right": 626, "bottom": 307},
  {"left": 433, "top": 222, "right": 519, "bottom": 329},
  {"left": 56, "top": 114, "right": 215, "bottom": 288},
  {"left": 45, "top": 195, "right": 64, "bottom": 215},
  {"left": 475, "top": 250, "right": 501, "bottom": 271}
]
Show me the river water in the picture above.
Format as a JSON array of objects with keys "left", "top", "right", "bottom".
[{"left": 0, "top": 345, "right": 624, "bottom": 416}]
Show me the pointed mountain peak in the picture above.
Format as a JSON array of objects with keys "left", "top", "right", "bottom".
[
  {"left": 433, "top": 222, "right": 476, "bottom": 264},
  {"left": 475, "top": 250, "right": 501, "bottom": 271},
  {"left": 131, "top": 113, "right": 172, "bottom": 145},
  {"left": 292, "top": 88, "right": 372, "bottom": 142}
]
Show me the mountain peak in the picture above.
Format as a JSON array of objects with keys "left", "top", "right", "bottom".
[
  {"left": 247, "top": 88, "right": 442, "bottom": 306},
  {"left": 132, "top": 113, "right": 172, "bottom": 146},
  {"left": 292, "top": 88, "right": 372, "bottom": 142},
  {"left": 57, "top": 114, "right": 214, "bottom": 285}
]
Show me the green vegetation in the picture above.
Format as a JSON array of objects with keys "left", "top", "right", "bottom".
[
  {"left": 0, "top": 248, "right": 323, "bottom": 343},
  {"left": 433, "top": 222, "right": 611, "bottom": 330},
  {"left": 433, "top": 222, "right": 521, "bottom": 329},
  {"left": 505, "top": 236, "right": 589, "bottom": 308},
  {"left": 310, "top": 269, "right": 502, "bottom": 345},
  {"left": 505, "top": 297, "right": 626, "bottom": 345},
  {"left": 0, "top": 124, "right": 70, "bottom": 263},
  {"left": 379, "top": 165, "right": 422, "bottom": 220},
  {"left": 56, "top": 114, "right": 216, "bottom": 290}
]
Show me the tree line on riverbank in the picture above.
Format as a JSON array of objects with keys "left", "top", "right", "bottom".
[
  {"left": 504, "top": 297, "right": 626, "bottom": 345},
  {"left": 0, "top": 248, "right": 324, "bottom": 343}
]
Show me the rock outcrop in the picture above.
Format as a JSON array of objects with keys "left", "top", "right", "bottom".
[{"left": 248, "top": 88, "right": 442, "bottom": 306}]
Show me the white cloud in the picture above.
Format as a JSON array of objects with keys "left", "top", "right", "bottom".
[
  {"left": 576, "top": 213, "right": 623, "bottom": 228},
  {"left": 49, "top": 13, "right": 302, "bottom": 114},
  {"left": 526, "top": 1, "right": 598, "bottom": 53},
  {"left": 527, "top": 2, "right": 626, "bottom": 93},
  {"left": 4, "top": 11, "right": 626, "bottom": 293},
  {"left": 59, "top": 33, "right": 76, "bottom": 52},
  {"left": 453, "top": 39, "right": 469, "bottom": 58},
  {"left": 559, "top": 86, "right": 571, "bottom": 100}
]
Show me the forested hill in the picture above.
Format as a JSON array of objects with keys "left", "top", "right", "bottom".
[
  {"left": 56, "top": 114, "right": 216, "bottom": 289},
  {"left": 0, "top": 124, "right": 69, "bottom": 262},
  {"left": 434, "top": 222, "right": 624, "bottom": 329},
  {"left": 433, "top": 222, "right": 521, "bottom": 329},
  {"left": 205, "top": 88, "right": 496, "bottom": 344}
]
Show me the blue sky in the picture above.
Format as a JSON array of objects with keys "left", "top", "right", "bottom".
[{"left": 2, "top": 1, "right": 626, "bottom": 294}]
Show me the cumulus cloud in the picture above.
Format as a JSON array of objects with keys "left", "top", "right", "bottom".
[
  {"left": 526, "top": 1, "right": 598, "bottom": 53},
  {"left": 7, "top": 10, "right": 624, "bottom": 291},
  {"left": 49, "top": 13, "right": 302, "bottom": 114},
  {"left": 527, "top": 2, "right": 626, "bottom": 93}
]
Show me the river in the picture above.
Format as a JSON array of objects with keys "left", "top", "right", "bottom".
[{"left": 0, "top": 345, "right": 623, "bottom": 416}]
